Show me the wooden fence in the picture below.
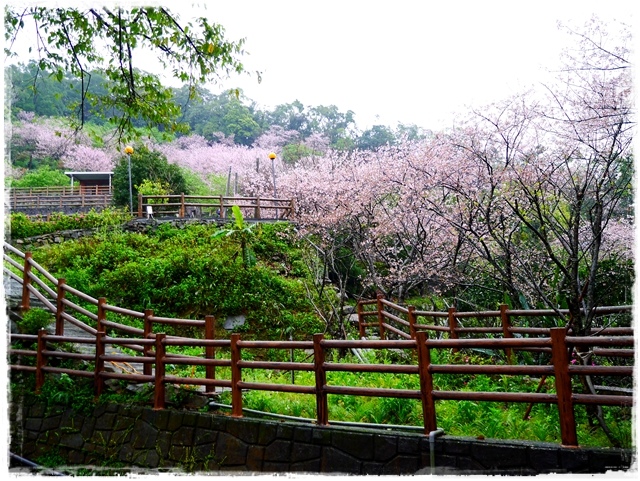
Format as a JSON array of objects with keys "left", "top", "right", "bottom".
[
  {"left": 357, "top": 293, "right": 633, "bottom": 362},
  {"left": 5, "top": 243, "right": 634, "bottom": 447},
  {"left": 7, "top": 186, "right": 113, "bottom": 212},
  {"left": 138, "top": 194, "right": 295, "bottom": 220}
]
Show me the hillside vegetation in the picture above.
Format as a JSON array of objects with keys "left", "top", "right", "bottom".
[{"left": 30, "top": 221, "right": 332, "bottom": 341}]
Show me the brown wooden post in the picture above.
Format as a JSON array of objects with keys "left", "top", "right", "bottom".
[
  {"left": 143, "top": 309, "right": 154, "bottom": 376},
  {"left": 231, "top": 334, "right": 242, "bottom": 417},
  {"left": 138, "top": 194, "right": 143, "bottom": 218},
  {"left": 55, "top": 279, "right": 67, "bottom": 335},
  {"left": 289, "top": 198, "right": 295, "bottom": 218},
  {"left": 313, "top": 333, "right": 328, "bottom": 425},
  {"left": 219, "top": 196, "right": 225, "bottom": 219},
  {"left": 500, "top": 304, "right": 514, "bottom": 364},
  {"left": 95, "top": 331, "right": 106, "bottom": 397},
  {"left": 408, "top": 305, "right": 417, "bottom": 339},
  {"left": 97, "top": 297, "right": 107, "bottom": 335},
  {"left": 550, "top": 327, "right": 578, "bottom": 447},
  {"left": 35, "top": 329, "right": 47, "bottom": 394},
  {"left": 416, "top": 331, "right": 437, "bottom": 434},
  {"left": 154, "top": 333, "right": 166, "bottom": 410},
  {"left": 205, "top": 315, "right": 216, "bottom": 394},
  {"left": 180, "top": 193, "right": 185, "bottom": 218},
  {"left": 447, "top": 307, "right": 459, "bottom": 353},
  {"left": 376, "top": 293, "right": 386, "bottom": 340},
  {"left": 357, "top": 301, "right": 366, "bottom": 338},
  {"left": 20, "top": 252, "right": 33, "bottom": 312},
  {"left": 254, "top": 197, "right": 261, "bottom": 220}
]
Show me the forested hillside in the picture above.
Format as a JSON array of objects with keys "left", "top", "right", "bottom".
[{"left": 4, "top": 16, "right": 634, "bottom": 335}]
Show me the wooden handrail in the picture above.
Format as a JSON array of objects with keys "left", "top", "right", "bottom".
[
  {"left": 137, "top": 194, "right": 295, "bottom": 220},
  {"left": 4, "top": 242, "right": 635, "bottom": 448}
]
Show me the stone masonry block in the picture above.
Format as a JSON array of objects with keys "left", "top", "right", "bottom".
[
  {"left": 215, "top": 432, "right": 249, "bottom": 466},
  {"left": 321, "top": 446, "right": 361, "bottom": 474},
  {"left": 397, "top": 434, "right": 421, "bottom": 454},
  {"left": 374, "top": 434, "right": 397, "bottom": 462},
  {"left": 559, "top": 448, "right": 590, "bottom": 473},
  {"left": 245, "top": 445, "right": 264, "bottom": 472},
  {"left": 257, "top": 422, "right": 279, "bottom": 445},
  {"left": 264, "top": 439, "right": 292, "bottom": 462},
  {"left": 291, "top": 442, "right": 321, "bottom": 463},
  {"left": 276, "top": 424, "right": 294, "bottom": 440},
  {"left": 226, "top": 418, "right": 260, "bottom": 444},
  {"left": 290, "top": 458, "right": 322, "bottom": 473},
  {"left": 166, "top": 412, "right": 184, "bottom": 432},
  {"left": 131, "top": 420, "right": 159, "bottom": 450},
  {"left": 470, "top": 441, "right": 528, "bottom": 469},
  {"left": 332, "top": 431, "right": 375, "bottom": 460},
  {"left": 193, "top": 427, "right": 217, "bottom": 446},
  {"left": 382, "top": 454, "right": 419, "bottom": 475},
  {"left": 528, "top": 445, "right": 560, "bottom": 473},
  {"left": 293, "top": 426, "right": 314, "bottom": 443},
  {"left": 171, "top": 426, "right": 195, "bottom": 446},
  {"left": 59, "top": 432, "right": 85, "bottom": 450}
]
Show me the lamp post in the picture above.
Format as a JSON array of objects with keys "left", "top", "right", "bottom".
[
  {"left": 269, "top": 152, "right": 277, "bottom": 218},
  {"left": 124, "top": 146, "right": 134, "bottom": 214}
]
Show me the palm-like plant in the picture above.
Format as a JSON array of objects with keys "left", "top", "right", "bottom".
[{"left": 212, "top": 205, "right": 259, "bottom": 267}]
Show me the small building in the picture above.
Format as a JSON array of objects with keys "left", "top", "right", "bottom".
[{"left": 64, "top": 171, "right": 114, "bottom": 194}]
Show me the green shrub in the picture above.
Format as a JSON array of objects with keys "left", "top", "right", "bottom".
[
  {"left": 10, "top": 166, "right": 76, "bottom": 188},
  {"left": 8, "top": 207, "right": 132, "bottom": 239},
  {"left": 17, "top": 307, "right": 52, "bottom": 334}
]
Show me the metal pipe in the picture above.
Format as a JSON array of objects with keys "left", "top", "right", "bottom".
[
  {"left": 9, "top": 452, "right": 66, "bottom": 476},
  {"left": 207, "top": 401, "right": 423, "bottom": 432},
  {"left": 429, "top": 428, "right": 445, "bottom": 474}
]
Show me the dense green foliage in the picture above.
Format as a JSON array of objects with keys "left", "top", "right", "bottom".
[
  {"left": 8, "top": 166, "right": 75, "bottom": 188},
  {"left": 31, "top": 222, "right": 326, "bottom": 340},
  {"left": 5, "top": 7, "right": 247, "bottom": 141},
  {"left": 112, "top": 146, "right": 189, "bottom": 211},
  {"left": 16, "top": 307, "right": 52, "bottom": 335},
  {"left": 7, "top": 208, "right": 132, "bottom": 239}
]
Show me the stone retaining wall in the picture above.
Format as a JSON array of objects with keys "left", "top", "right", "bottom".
[{"left": 9, "top": 393, "right": 635, "bottom": 475}]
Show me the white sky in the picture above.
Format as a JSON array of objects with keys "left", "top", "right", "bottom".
[
  {"left": 186, "top": 0, "right": 636, "bottom": 131},
  {"left": 3, "top": 0, "right": 638, "bottom": 131}
]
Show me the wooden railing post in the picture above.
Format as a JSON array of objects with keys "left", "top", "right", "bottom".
[
  {"left": 180, "top": 193, "right": 185, "bottom": 218},
  {"left": 143, "top": 309, "right": 154, "bottom": 376},
  {"left": 500, "top": 304, "right": 514, "bottom": 364},
  {"left": 55, "top": 278, "right": 66, "bottom": 335},
  {"left": 550, "top": 327, "right": 578, "bottom": 447},
  {"left": 154, "top": 333, "right": 166, "bottom": 410},
  {"left": 35, "top": 329, "right": 47, "bottom": 394},
  {"left": 376, "top": 293, "right": 386, "bottom": 340},
  {"left": 447, "top": 307, "right": 459, "bottom": 353},
  {"left": 205, "top": 315, "right": 216, "bottom": 394},
  {"left": 97, "top": 297, "right": 107, "bottom": 334},
  {"left": 95, "top": 331, "right": 106, "bottom": 397},
  {"left": 408, "top": 305, "right": 417, "bottom": 339},
  {"left": 313, "top": 333, "right": 328, "bottom": 425},
  {"left": 20, "top": 252, "right": 33, "bottom": 312},
  {"left": 357, "top": 301, "right": 366, "bottom": 338},
  {"left": 231, "top": 333, "right": 242, "bottom": 417},
  {"left": 219, "top": 196, "right": 225, "bottom": 219},
  {"left": 254, "top": 197, "right": 261, "bottom": 220},
  {"left": 138, "top": 194, "right": 143, "bottom": 218},
  {"left": 416, "top": 331, "right": 437, "bottom": 434}
]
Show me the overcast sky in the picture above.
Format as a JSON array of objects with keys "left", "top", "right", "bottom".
[
  {"left": 5, "top": 1, "right": 637, "bottom": 132},
  {"left": 184, "top": 0, "right": 636, "bottom": 131}
]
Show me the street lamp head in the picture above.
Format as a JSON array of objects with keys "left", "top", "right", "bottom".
[
  {"left": 268, "top": 152, "right": 276, "bottom": 160},
  {"left": 124, "top": 146, "right": 134, "bottom": 155}
]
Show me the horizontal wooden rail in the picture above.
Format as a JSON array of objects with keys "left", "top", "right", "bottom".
[
  {"left": 138, "top": 194, "right": 295, "bottom": 220},
  {"left": 5, "top": 242, "right": 635, "bottom": 448}
]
